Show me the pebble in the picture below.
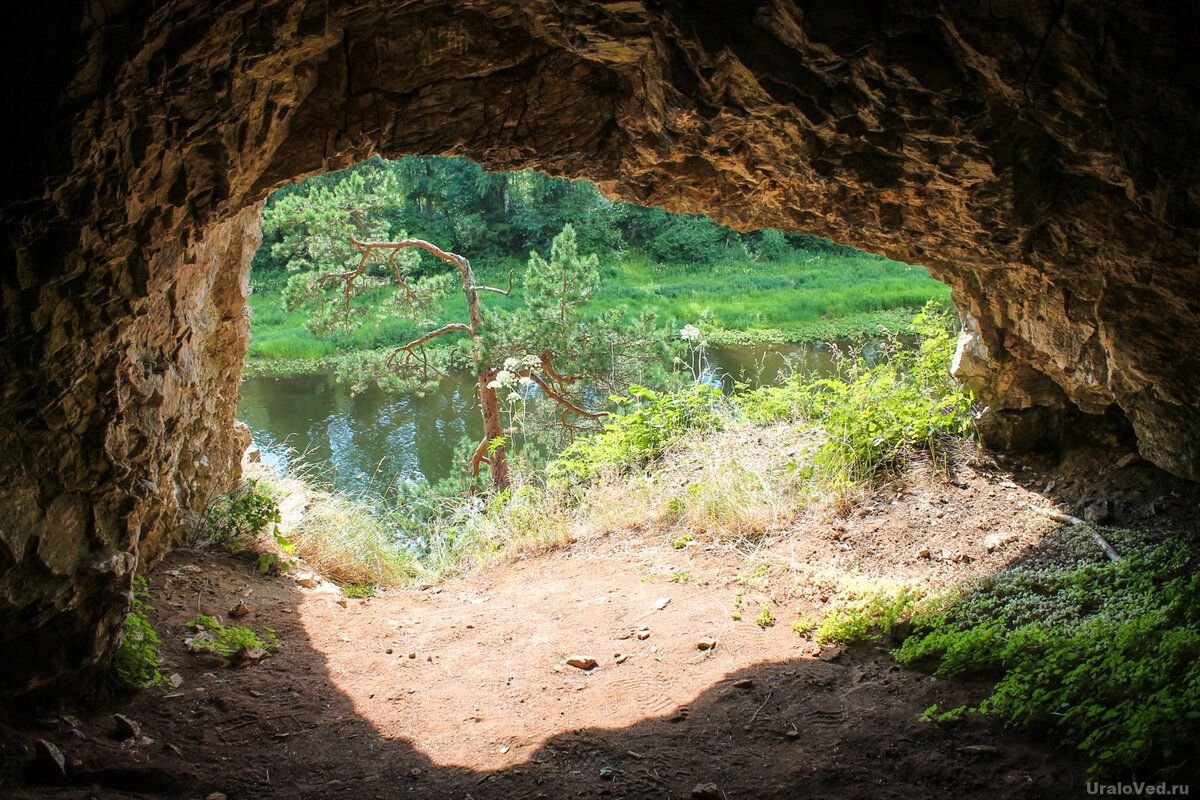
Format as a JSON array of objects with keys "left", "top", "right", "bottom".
[
  {"left": 614, "top": 653, "right": 629, "bottom": 664},
  {"left": 113, "top": 713, "right": 141, "bottom": 740},
  {"left": 636, "top": 629, "right": 651, "bottom": 640},
  {"left": 696, "top": 638, "right": 717, "bottom": 651},
  {"left": 229, "top": 601, "right": 251, "bottom": 618},
  {"left": 652, "top": 597, "right": 671, "bottom": 611},
  {"left": 408, "top": 652, "right": 417, "bottom": 659},
  {"left": 692, "top": 783, "right": 721, "bottom": 799},
  {"left": 294, "top": 572, "right": 319, "bottom": 588},
  {"left": 917, "top": 547, "right": 931, "bottom": 559},
  {"left": 733, "top": 678, "right": 754, "bottom": 689},
  {"left": 565, "top": 656, "right": 598, "bottom": 670}
]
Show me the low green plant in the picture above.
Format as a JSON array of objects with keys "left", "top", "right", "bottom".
[
  {"left": 111, "top": 576, "right": 168, "bottom": 689},
  {"left": 549, "top": 384, "right": 725, "bottom": 485},
  {"left": 341, "top": 583, "right": 377, "bottom": 598},
  {"left": 204, "top": 479, "right": 282, "bottom": 549},
  {"left": 756, "top": 604, "right": 777, "bottom": 629},
  {"left": 895, "top": 538, "right": 1200, "bottom": 777},
  {"left": 791, "top": 616, "right": 818, "bottom": 637},
  {"left": 730, "top": 591, "right": 744, "bottom": 621},
  {"left": 670, "top": 570, "right": 693, "bottom": 584},
  {"left": 813, "top": 581, "right": 926, "bottom": 644},
  {"left": 671, "top": 534, "right": 694, "bottom": 550},
  {"left": 185, "top": 614, "right": 281, "bottom": 658},
  {"left": 256, "top": 552, "right": 292, "bottom": 575}
]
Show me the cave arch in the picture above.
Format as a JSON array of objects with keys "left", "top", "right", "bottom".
[{"left": 2, "top": 1, "right": 1197, "bottom": 696}]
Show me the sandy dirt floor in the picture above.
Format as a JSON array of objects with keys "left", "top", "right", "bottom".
[{"left": 2, "top": 446, "right": 1196, "bottom": 799}]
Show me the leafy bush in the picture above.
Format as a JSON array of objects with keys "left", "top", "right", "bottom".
[
  {"left": 738, "top": 302, "right": 972, "bottom": 490},
  {"left": 645, "top": 214, "right": 730, "bottom": 269},
  {"left": 204, "top": 479, "right": 282, "bottom": 549},
  {"left": 895, "top": 539, "right": 1200, "bottom": 777},
  {"left": 185, "top": 614, "right": 281, "bottom": 658},
  {"left": 549, "top": 384, "right": 725, "bottom": 485},
  {"left": 752, "top": 229, "right": 791, "bottom": 262},
  {"left": 111, "top": 576, "right": 168, "bottom": 689}
]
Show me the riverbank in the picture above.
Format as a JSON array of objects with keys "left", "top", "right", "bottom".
[{"left": 244, "top": 248, "right": 949, "bottom": 373}]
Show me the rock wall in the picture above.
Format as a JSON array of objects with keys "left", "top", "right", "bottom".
[{"left": 2, "top": 0, "right": 1197, "bottom": 696}]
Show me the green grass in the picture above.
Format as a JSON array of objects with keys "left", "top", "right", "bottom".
[{"left": 245, "top": 250, "right": 949, "bottom": 371}]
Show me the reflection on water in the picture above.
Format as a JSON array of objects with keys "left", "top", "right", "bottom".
[
  {"left": 237, "top": 371, "right": 482, "bottom": 494},
  {"left": 237, "top": 342, "right": 871, "bottom": 494}
]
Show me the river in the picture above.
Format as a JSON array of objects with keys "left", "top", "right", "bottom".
[{"left": 237, "top": 342, "right": 857, "bottom": 494}]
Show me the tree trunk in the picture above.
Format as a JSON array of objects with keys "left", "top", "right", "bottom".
[{"left": 478, "top": 369, "right": 510, "bottom": 493}]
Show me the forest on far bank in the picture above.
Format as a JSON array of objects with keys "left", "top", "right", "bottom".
[{"left": 246, "top": 155, "right": 949, "bottom": 367}]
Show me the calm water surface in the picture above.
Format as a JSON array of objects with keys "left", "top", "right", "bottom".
[{"left": 237, "top": 342, "right": 873, "bottom": 494}]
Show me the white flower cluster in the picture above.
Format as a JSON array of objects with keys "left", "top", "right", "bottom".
[
  {"left": 487, "top": 355, "right": 542, "bottom": 398},
  {"left": 679, "top": 324, "right": 702, "bottom": 342}
]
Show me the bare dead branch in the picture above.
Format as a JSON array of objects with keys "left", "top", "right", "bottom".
[
  {"left": 397, "top": 323, "right": 474, "bottom": 353},
  {"left": 470, "top": 270, "right": 514, "bottom": 296}
]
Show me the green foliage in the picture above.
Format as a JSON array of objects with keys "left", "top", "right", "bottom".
[
  {"left": 204, "top": 479, "right": 282, "bottom": 549},
  {"left": 185, "top": 614, "right": 281, "bottom": 658},
  {"left": 730, "top": 592, "right": 744, "bottom": 621},
  {"left": 895, "top": 539, "right": 1200, "bottom": 777},
  {"left": 670, "top": 570, "right": 694, "bottom": 583},
  {"left": 671, "top": 534, "right": 694, "bottom": 550},
  {"left": 644, "top": 211, "right": 732, "bottom": 269},
  {"left": 246, "top": 155, "right": 950, "bottom": 373},
  {"left": 813, "top": 582, "right": 926, "bottom": 644},
  {"left": 791, "top": 616, "right": 818, "bottom": 637},
  {"left": 738, "top": 302, "right": 972, "bottom": 489},
  {"left": 112, "top": 576, "right": 168, "bottom": 689},
  {"left": 548, "top": 384, "right": 725, "bottom": 485},
  {"left": 341, "top": 583, "right": 377, "bottom": 598},
  {"left": 756, "top": 604, "right": 777, "bottom": 629},
  {"left": 752, "top": 229, "right": 791, "bottom": 262},
  {"left": 260, "top": 158, "right": 403, "bottom": 276}
]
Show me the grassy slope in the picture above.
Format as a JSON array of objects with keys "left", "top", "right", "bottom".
[{"left": 246, "top": 250, "right": 950, "bottom": 366}]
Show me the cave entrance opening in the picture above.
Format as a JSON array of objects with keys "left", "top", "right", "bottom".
[{"left": 226, "top": 152, "right": 954, "bottom": 592}]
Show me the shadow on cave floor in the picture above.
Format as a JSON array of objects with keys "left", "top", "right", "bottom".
[{"left": 3, "top": 446, "right": 1198, "bottom": 799}]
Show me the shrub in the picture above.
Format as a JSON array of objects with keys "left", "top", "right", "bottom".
[
  {"left": 549, "top": 384, "right": 725, "bottom": 485},
  {"left": 737, "top": 302, "right": 972, "bottom": 491},
  {"left": 752, "top": 229, "right": 791, "bottom": 262},
  {"left": 895, "top": 539, "right": 1200, "bottom": 777},
  {"left": 111, "top": 576, "right": 168, "bottom": 689},
  {"left": 203, "top": 479, "right": 282, "bottom": 550}
]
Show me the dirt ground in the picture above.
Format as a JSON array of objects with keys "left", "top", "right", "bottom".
[{"left": 2, "top": 446, "right": 1197, "bottom": 799}]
